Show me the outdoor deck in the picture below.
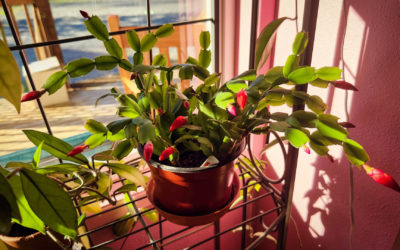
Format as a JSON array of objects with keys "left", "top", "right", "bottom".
[{"left": 0, "top": 78, "right": 123, "bottom": 157}]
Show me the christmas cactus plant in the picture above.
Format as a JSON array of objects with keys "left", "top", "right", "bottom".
[{"left": 18, "top": 13, "right": 399, "bottom": 191}]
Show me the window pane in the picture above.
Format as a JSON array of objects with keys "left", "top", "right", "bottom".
[{"left": 0, "top": 0, "right": 215, "bottom": 164}]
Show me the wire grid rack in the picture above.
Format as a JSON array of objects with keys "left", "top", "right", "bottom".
[{"left": 74, "top": 157, "right": 285, "bottom": 250}]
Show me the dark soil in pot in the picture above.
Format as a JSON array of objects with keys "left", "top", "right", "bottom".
[{"left": 0, "top": 224, "right": 67, "bottom": 250}]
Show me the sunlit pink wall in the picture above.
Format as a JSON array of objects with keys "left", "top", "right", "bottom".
[{"left": 264, "top": 0, "right": 400, "bottom": 249}]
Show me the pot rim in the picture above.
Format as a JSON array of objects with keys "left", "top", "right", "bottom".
[
  {"left": 138, "top": 141, "right": 245, "bottom": 173},
  {"left": 0, "top": 230, "right": 41, "bottom": 242}
]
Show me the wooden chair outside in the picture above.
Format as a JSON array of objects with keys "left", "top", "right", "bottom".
[
  {"left": 107, "top": 15, "right": 206, "bottom": 93},
  {"left": 0, "top": 0, "right": 63, "bottom": 66}
]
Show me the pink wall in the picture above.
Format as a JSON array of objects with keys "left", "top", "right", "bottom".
[{"left": 264, "top": 0, "right": 400, "bottom": 249}]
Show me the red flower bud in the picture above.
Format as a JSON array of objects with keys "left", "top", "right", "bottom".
[
  {"left": 159, "top": 146, "right": 175, "bottom": 161},
  {"left": 143, "top": 141, "right": 153, "bottom": 162},
  {"left": 331, "top": 81, "right": 358, "bottom": 91},
  {"left": 130, "top": 73, "right": 138, "bottom": 80},
  {"left": 67, "top": 144, "right": 88, "bottom": 156},
  {"left": 157, "top": 108, "right": 164, "bottom": 114},
  {"left": 363, "top": 165, "right": 400, "bottom": 192},
  {"left": 183, "top": 101, "right": 190, "bottom": 109},
  {"left": 21, "top": 90, "right": 46, "bottom": 102},
  {"left": 339, "top": 122, "right": 356, "bottom": 128},
  {"left": 227, "top": 104, "right": 236, "bottom": 116},
  {"left": 80, "top": 10, "right": 91, "bottom": 19},
  {"left": 303, "top": 145, "right": 310, "bottom": 154},
  {"left": 169, "top": 116, "right": 187, "bottom": 131},
  {"left": 237, "top": 89, "right": 247, "bottom": 110}
]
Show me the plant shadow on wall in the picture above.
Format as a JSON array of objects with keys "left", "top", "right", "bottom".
[{"left": 287, "top": 1, "right": 400, "bottom": 249}]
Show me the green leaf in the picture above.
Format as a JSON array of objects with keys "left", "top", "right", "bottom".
[
  {"left": 343, "top": 139, "right": 369, "bottom": 166},
  {"left": 193, "top": 65, "right": 210, "bottom": 80},
  {"left": 126, "top": 30, "right": 141, "bottom": 51},
  {"left": 288, "top": 66, "right": 316, "bottom": 84},
  {"left": 215, "top": 92, "right": 234, "bottom": 109},
  {"left": 179, "top": 65, "right": 194, "bottom": 80},
  {"left": 108, "top": 163, "right": 146, "bottom": 188},
  {"left": 309, "top": 141, "right": 329, "bottom": 155},
  {"left": 36, "top": 164, "right": 83, "bottom": 174},
  {"left": 186, "top": 56, "right": 199, "bottom": 65},
  {"left": 152, "top": 54, "right": 167, "bottom": 66},
  {"left": 0, "top": 195, "right": 12, "bottom": 235},
  {"left": 316, "top": 114, "right": 348, "bottom": 141},
  {"left": 84, "top": 15, "right": 109, "bottom": 41},
  {"left": 310, "top": 78, "right": 329, "bottom": 88},
  {"left": 116, "top": 95, "right": 142, "bottom": 113},
  {"left": 32, "top": 141, "right": 44, "bottom": 169},
  {"left": 20, "top": 169, "right": 77, "bottom": 238},
  {"left": 285, "top": 116, "right": 301, "bottom": 128},
  {"left": 285, "top": 128, "right": 309, "bottom": 148},
  {"left": 233, "top": 69, "right": 257, "bottom": 81},
  {"left": 0, "top": 38, "right": 21, "bottom": 113},
  {"left": 142, "top": 208, "right": 158, "bottom": 222},
  {"left": 65, "top": 58, "right": 95, "bottom": 78},
  {"left": 197, "top": 137, "right": 214, "bottom": 151},
  {"left": 114, "top": 183, "right": 137, "bottom": 194},
  {"left": 138, "top": 122, "right": 156, "bottom": 144},
  {"left": 270, "top": 112, "right": 288, "bottom": 121},
  {"left": 227, "top": 82, "right": 248, "bottom": 93},
  {"left": 316, "top": 67, "right": 342, "bottom": 81},
  {"left": 265, "top": 66, "right": 284, "bottom": 83},
  {"left": 199, "top": 50, "right": 211, "bottom": 68},
  {"left": 85, "top": 133, "right": 106, "bottom": 148},
  {"left": 113, "top": 140, "right": 133, "bottom": 160},
  {"left": 0, "top": 173, "right": 20, "bottom": 221},
  {"left": 5, "top": 162, "right": 32, "bottom": 170},
  {"left": 155, "top": 23, "right": 174, "bottom": 38},
  {"left": 283, "top": 55, "right": 298, "bottom": 77},
  {"left": 290, "top": 110, "right": 317, "bottom": 127},
  {"left": 104, "top": 38, "right": 123, "bottom": 59},
  {"left": 85, "top": 119, "right": 107, "bottom": 134},
  {"left": 306, "top": 95, "right": 327, "bottom": 114},
  {"left": 200, "top": 31, "right": 210, "bottom": 49},
  {"left": 133, "top": 52, "right": 144, "bottom": 65},
  {"left": 23, "top": 130, "right": 88, "bottom": 164},
  {"left": 93, "top": 150, "right": 115, "bottom": 161},
  {"left": 292, "top": 32, "right": 308, "bottom": 55},
  {"left": 270, "top": 121, "right": 290, "bottom": 132},
  {"left": 117, "top": 107, "right": 140, "bottom": 118},
  {"left": 310, "top": 131, "right": 335, "bottom": 146},
  {"left": 96, "top": 172, "right": 112, "bottom": 194},
  {"left": 204, "top": 73, "right": 220, "bottom": 87},
  {"left": 113, "top": 212, "right": 137, "bottom": 236},
  {"left": 132, "top": 64, "right": 153, "bottom": 74},
  {"left": 254, "top": 17, "right": 287, "bottom": 70},
  {"left": 107, "top": 119, "right": 131, "bottom": 134},
  {"left": 0, "top": 168, "right": 45, "bottom": 233},
  {"left": 140, "top": 33, "right": 158, "bottom": 52},
  {"left": 119, "top": 59, "right": 133, "bottom": 71},
  {"left": 95, "top": 55, "right": 119, "bottom": 70},
  {"left": 198, "top": 101, "right": 227, "bottom": 120},
  {"left": 107, "top": 130, "right": 126, "bottom": 143},
  {"left": 42, "top": 71, "right": 68, "bottom": 95},
  {"left": 77, "top": 213, "right": 86, "bottom": 227}
]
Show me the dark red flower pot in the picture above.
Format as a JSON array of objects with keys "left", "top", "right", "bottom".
[
  {"left": 139, "top": 143, "right": 244, "bottom": 225},
  {"left": 147, "top": 160, "right": 236, "bottom": 216}
]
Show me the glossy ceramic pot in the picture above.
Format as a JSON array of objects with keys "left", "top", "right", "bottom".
[{"left": 138, "top": 142, "right": 244, "bottom": 222}]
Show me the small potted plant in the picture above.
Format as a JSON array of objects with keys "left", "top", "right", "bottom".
[
  {"left": 18, "top": 12, "right": 400, "bottom": 228},
  {"left": 0, "top": 129, "right": 147, "bottom": 249}
]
